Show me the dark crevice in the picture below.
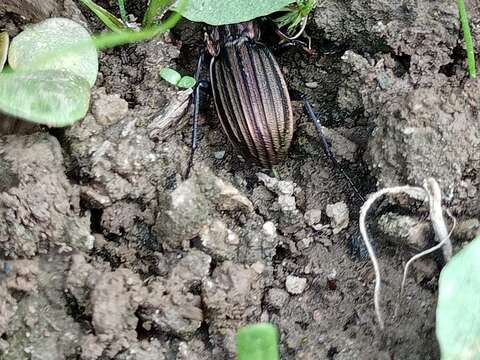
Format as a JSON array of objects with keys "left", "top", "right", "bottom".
[
  {"left": 391, "top": 52, "right": 411, "bottom": 77},
  {"left": 135, "top": 309, "right": 157, "bottom": 341},
  {"left": 88, "top": 208, "right": 104, "bottom": 234},
  {"left": 64, "top": 290, "right": 93, "bottom": 333},
  {"left": 439, "top": 45, "right": 466, "bottom": 77},
  {"left": 327, "top": 346, "right": 339, "bottom": 359}
]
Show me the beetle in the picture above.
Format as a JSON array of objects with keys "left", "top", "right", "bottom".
[{"left": 187, "top": 19, "right": 364, "bottom": 200}]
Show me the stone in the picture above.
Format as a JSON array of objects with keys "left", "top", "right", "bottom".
[
  {"left": 285, "top": 275, "right": 307, "bottom": 295},
  {"left": 326, "top": 202, "right": 349, "bottom": 234}
]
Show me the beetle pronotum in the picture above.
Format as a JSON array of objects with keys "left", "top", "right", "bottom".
[{"left": 188, "top": 20, "right": 363, "bottom": 200}]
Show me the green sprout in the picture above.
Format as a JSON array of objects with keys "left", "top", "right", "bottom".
[
  {"left": 79, "top": 0, "right": 176, "bottom": 32},
  {"left": 79, "top": 0, "right": 126, "bottom": 32},
  {"left": 274, "top": 0, "right": 316, "bottom": 36},
  {"left": 457, "top": 0, "right": 476, "bottom": 79},
  {"left": 160, "top": 67, "right": 196, "bottom": 88},
  {"left": 236, "top": 323, "right": 280, "bottom": 360}
]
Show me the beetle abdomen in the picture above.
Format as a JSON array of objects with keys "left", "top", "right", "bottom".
[{"left": 210, "top": 40, "right": 294, "bottom": 168}]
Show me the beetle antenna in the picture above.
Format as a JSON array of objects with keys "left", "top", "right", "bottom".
[
  {"left": 302, "top": 95, "right": 366, "bottom": 202},
  {"left": 185, "top": 52, "right": 208, "bottom": 179}
]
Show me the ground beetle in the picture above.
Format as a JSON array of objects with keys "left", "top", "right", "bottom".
[{"left": 188, "top": 19, "right": 363, "bottom": 200}]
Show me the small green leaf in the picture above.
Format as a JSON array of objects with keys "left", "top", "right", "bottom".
[
  {"left": 436, "top": 236, "right": 480, "bottom": 359},
  {"left": 236, "top": 323, "right": 279, "bottom": 360},
  {"left": 0, "top": 32, "right": 8, "bottom": 73},
  {"left": 174, "top": 0, "right": 295, "bottom": 25},
  {"left": 177, "top": 76, "right": 196, "bottom": 88},
  {"left": 160, "top": 67, "right": 182, "bottom": 85},
  {"left": 8, "top": 18, "right": 98, "bottom": 87},
  {"left": 0, "top": 70, "right": 91, "bottom": 127},
  {"left": 79, "top": 0, "right": 126, "bottom": 33}
]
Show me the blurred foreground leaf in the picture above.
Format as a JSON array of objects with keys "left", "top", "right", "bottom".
[
  {"left": 236, "top": 323, "right": 279, "bottom": 360},
  {"left": 174, "top": 0, "right": 294, "bottom": 25},
  {"left": 0, "top": 70, "right": 90, "bottom": 127},
  {"left": 8, "top": 17, "right": 98, "bottom": 87},
  {"left": 436, "top": 236, "right": 480, "bottom": 359}
]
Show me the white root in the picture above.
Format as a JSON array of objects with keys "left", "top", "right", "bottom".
[
  {"left": 359, "top": 178, "right": 454, "bottom": 329},
  {"left": 423, "top": 178, "right": 453, "bottom": 261},
  {"left": 400, "top": 209, "right": 456, "bottom": 294}
]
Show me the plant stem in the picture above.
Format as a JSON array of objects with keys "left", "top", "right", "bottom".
[
  {"left": 118, "top": 0, "right": 128, "bottom": 23},
  {"left": 457, "top": 0, "right": 476, "bottom": 78}
]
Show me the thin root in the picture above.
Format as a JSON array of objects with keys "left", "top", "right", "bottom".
[
  {"left": 400, "top": 210, "right": 456, "bottom": 294},
  {"left": 278, "top": 16, "right": 309, "bottom": 41},
  {"left": 359, "top": 178, "right": 454, "bottom": 329},
  {"left": 359, "top": 185, "right": 426, "bottom": 330}
]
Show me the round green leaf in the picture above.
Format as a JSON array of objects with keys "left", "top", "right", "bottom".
[
  {"left": 236, "top": 323, "right": 279, "bottom": 360},
  {"left": 177, "top": 76, "right": 196, "bottom": 88},
  {"left": 0, "top": 70, "right": 91, "bottom": 127},
  {"left": 160, "top": 67, "right": 182, "bottom": 85},
  {"left": 174, "top": 0, "right": 295, "bottom": 25},
  {"left": 0, "top": 32, "right": 8, "bottom": 73},
  {"left": 8, "top": 17, "right": 98, "bottom": 87},
  {"left": 436, "top": 236, "right": 480, "bottom": 359}
]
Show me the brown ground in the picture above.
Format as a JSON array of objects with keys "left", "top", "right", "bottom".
[{"left": 1, "top": 0, "right": 479, "bottom": 359}]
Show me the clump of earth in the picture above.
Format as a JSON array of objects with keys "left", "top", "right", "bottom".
[{"left": 1, "top": 0, "right": 479, "bottom": 359}]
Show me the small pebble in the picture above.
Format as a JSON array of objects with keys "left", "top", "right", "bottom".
[
  {"left": 92, "top": 93, "right": 128, "bottom": 125},
  {"left": 214, "top": 150, "right": 226, "bottom": 160},
  {"left": 285, "top": 275, "right": 307, "bottom": 295},
  {"left": 262, "top": 221, "right": 277, "bottom": 237},
  {"left": 251, "top": 261, "right": 265, "bottom": 274},
  {"left": 326, "top": 202, "right": 349, "bottom": 234},
  {"left": 278, "top": 195, "right": 296, "bottom": 212},
  {"left": 304, "top": 209, "right": 322, "bottom": 226}
]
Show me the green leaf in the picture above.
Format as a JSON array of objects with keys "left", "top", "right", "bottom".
[
  {"left": 436, "top": 236, "right": 480, "bottom": 359},
  {"left": 160, "top": 67, "right": 182, "bottom": 85},
  {"left": 457, "top": 0, "right": 477, "bottom": 78},
  {"left": 177, "top": 75, "right": 196, "bottom": 88},
  {"left": 8, "top": 17, "right": 99, "bottom": 87},
  {"left": 174, "top": 0, "right": 295, "bottom": 25},
  {"left": 0, "top": 32, "right": 8, "bottom": 73},
  {"left": 236, "top": 323, "right": 279, "bottom": 360},
  {"left": 79, "top": 0, "right": 126, "bottom": 33},
  {"left": 143, "top": 0, "right": 173, "bottom": 28},
  {"left": 0, "top": 70, "right": 91, "bottom": 127},
  {"left": 117, "top": 0, "right": 128, "bottom": 24}
]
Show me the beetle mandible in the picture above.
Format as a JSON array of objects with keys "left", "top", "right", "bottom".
[{"left": 188, "top": 19, "right": 363, "bottom": 200}]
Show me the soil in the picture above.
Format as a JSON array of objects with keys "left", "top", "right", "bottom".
[{"left": 1, "top": 0, "right": 479, "bottom": 359}]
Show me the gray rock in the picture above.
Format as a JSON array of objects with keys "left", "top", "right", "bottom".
[
  {"left": 285, "top": 275, "right": 307, "bottom": 295},
  {"left": 92, "top": 89, "right": 129, "bottom": 126},
  {"left": 326, "top": 202, "right": 349, "bottom": 234},
  {"left": 377, "top": 213, "right": 430, "bottom": 249},
  {"left": 304, "top": 209, "right": 322, "bottom": 227}
]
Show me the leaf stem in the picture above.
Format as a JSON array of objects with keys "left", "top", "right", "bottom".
[{"left": 457, "top": 0, "right": 476, "bottom": 78}]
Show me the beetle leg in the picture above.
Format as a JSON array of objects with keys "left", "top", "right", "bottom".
[
  {"left": 272, "top": 39, "right": 314, "bottom": 55},
  {"left": 185, "top": 52, "right": 211, "bottom": 179},
  {"left": 291, "top": 90, "right": 366, "bottom": 202}
]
